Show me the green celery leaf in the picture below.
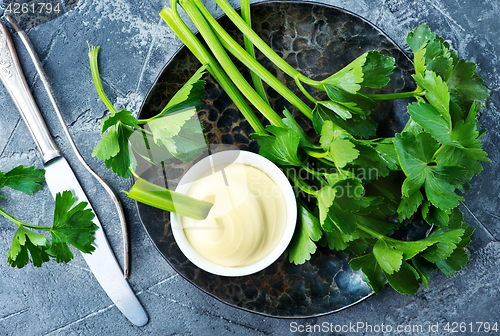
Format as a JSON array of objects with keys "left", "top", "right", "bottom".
[
  {"left": 397, "top": 190, "right": 424, "bottom": 221},
  {"left": 350, "top": 253, "right": 385, "bottom": 294},
  {"left": 421, "top": 200, "right": 449, "bottom": 227},
  {"left": 46, "top": 243, "right": 74, "bottom": 263},
  {"left": 401, "top": 118, "right": 424, "bottom": 135},
  {"left": 390, "top": 238, "right": 437, "bottom": 260},
  {"left": 435, "top": 227, "right": 474, "bottom": 276},
  {"left": 373, "top": 239, "right": 403, "bottom": 274},
  {"left": 360, "top": 51, "right": 395, "bottom": 88},
  {"left": 128, "top": 129, "right": 175, "bottom": 166},
  {"left": 101, "top": 109, "right": 139, "bottom": 133},
  {"left": 407, "top": 102, "right": 454, "bottom": 145},
  {"left": 149, "top": 108, "right": 197, "bottom": 146},
  {"left": 394, "top": 132, "right": 462, "bottom": 212},
  {"left": 319, "top": 226, "right": 355, "bottom": 251},
  {"left": 312, "top": 104, "right": 377, "bottom": 138},
  {"left": 350, "top": 143, "right": 392, "bottom": 179},
  {"left": 384, "top": 261, "right": 421, "bottom": 295},
  {"left": 323, "top": 85, "right": 376, "bottom": 115},
  {"left": 413, "top": 70, "right": 451, "bottom": 120},
  {"left": 102, "top": 124, "right": 135, "bottom": 178},
  {"left": 148, "top": 108, "right": 207, "bottom": 162},
  {"left": 316, "top": 100, "right": 353, "bottom": 120},
  {"left": 165, "top": 114, "right": 207, "bottom": 162},
  {"left": 424, "top": 166, "right": 463, "bottom": 211},
  {"left": 285, "top": 202, "right": 322, "bottom": 264},
  {"left": 344, "top": 238, "right": 369, "bottom": 255},
  {"left": 317, "top": 184, "right": 363, "bottom": 235},
  {"left": 355, "top": 213, "right": 400, "bottom": 237},
  {"left": 282, "top": 108, "right": 320, "bottom": 149},
  {"left": 421, "top": 229, "right": 465, "bottom": 263},
  {"left": 2, "top": 165, "right": 45, "bottom": 195},
  {"left": 322, "top": 52, "right": 367, "bottom": 94},
  {"left": 7, "top": 226, "right": 50, "bottom": 268},
  {"left": 412, "top": 256, "right": 436, "bottom": 290},
  {"left": 406, "top": 24, "right": 435, "bottom": 53},
  {"left": 413, "top": 43, "right": 427, "bottom": 75},
  {"left": 447, "top": 59, "right": 490, "bottom": 105},
  {"left": 319, "top": 120, "right": 351, "bottom": 147},
  {"left": 424, "top": 208, "right": 474, "bottom": 276},
  {"left": 251, "top": 125, "right": 302, "bottom": 166},
  {"left": 394, "top": 132, "right": 438, "bottom": 196},
  {"left": 372, "top": 139, "right": 400, "bottom": 171},
  {"left": 407, "top": 24, "right": 455, "bottom": 80},
  {"left": 324, "top": 138, "right": 359, "bottom": 169},
  {"left": 162, "top": 65, "right": 207, "bottom": 114},
  {"left": 50, "top": 191, "right": 99, "bottom": 255},
  {"left": 92, "top": 125, "right": 120, "bottom": 161},
  {"left": 317, "top": 186, "right": 335, "bottom": 229},
  {"left": 436, "top": 103, "right": 490, "bottom": 182}
]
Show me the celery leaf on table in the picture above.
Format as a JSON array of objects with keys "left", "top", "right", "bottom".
[
  {"left": 89, "top": 46, "right": 208, "bottom": 178},
  {"left": 0, "top": 165, "right": 45, "bottom": 195},
  {"left": 0, "top": 165, "right": 98, "bottom": 268},
  {"left": 8, "top": 227, "right": 50, "bottom": 268},
  {"left": 46, "top": 191, "right": 98, "bottom": 262}
]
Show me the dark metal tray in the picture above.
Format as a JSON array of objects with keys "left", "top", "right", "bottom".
[{"left": 137, "top": 1, "right": 416, "bottom": 317}]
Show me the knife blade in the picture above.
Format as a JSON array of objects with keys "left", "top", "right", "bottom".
[{"left": 0, "top": 21, "right": 148, "bottom": 326}]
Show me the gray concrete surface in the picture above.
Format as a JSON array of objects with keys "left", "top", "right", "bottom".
[{"left": 0, "top": 0, "right": 499, "bottom": 335}]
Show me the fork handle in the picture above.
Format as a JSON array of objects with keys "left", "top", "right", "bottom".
[{"left": 0, "top": 21, "right": 60, "bottom": 163}]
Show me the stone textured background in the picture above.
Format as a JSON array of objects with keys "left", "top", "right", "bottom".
[{"left": 0, "top": 0, "right": 498, "bottom": 335}]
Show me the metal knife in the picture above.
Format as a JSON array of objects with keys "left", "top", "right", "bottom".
[{"left": 0, "top": 22, "right": 148, "bottom": 326}]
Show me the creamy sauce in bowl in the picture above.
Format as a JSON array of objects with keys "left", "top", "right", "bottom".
[
  {"left": 180, "top": 164, "right": 287, "bottom": 267},
  {"left": 171, "top": 149, "right": 297, "bottom": 276}
]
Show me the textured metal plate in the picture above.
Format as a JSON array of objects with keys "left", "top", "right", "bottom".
[{"left": 137, "top": 1, "right": 419, "bottom": 317}]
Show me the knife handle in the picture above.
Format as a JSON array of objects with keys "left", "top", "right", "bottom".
[{"left": 0, "top": 21, "right": 60, "bottom": 163}]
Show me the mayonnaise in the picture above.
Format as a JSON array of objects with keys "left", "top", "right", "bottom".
[{"left": 180, "top": 163, "right": 287, "bottom": 267}]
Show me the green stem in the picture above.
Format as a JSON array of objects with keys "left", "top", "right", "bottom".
[
  {"left": 0, "top": 207, "right": 51, "bottom": 230},
  {"left": 88, "top": 45, "right": 118, "bottom": 115},
  {"left": 302, "top": 164, "right": 327, "bottom": 178},
  {"left": 125, "top": 176, "right": 213, "bottom": 220},
  {"left": 192, "top": 0, "right": 313, "bottom": 119},
  {"left": 295, "top": 78, "right": 318, "bottom": 104},
  {"left": 160, "top": 5, "right": 267, "bottom": 135},
  {"left": 356, "top": 222, "right": 386, "bottom": 240},
  {"left": 364, "top": 90, "right": 424, "bottom": 101},
  {"left": 178, "top": 0, "right": 285, "bottom": 127},
  {"left": 284, "top": 168, "right": 318, "bottom": 196},
  {"left": 432, "top": 144, "right": 445, "bottom": 160},
  {"left": 303, "top": 147, "right": 329, "bottom": 158},
  {"left": 212, "top": 0, "right": 312, "bottom": 84},
  {"left": 240, "top": 0, "right": 269, "bottom": 105}
]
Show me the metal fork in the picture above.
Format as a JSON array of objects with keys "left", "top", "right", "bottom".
[{"left": 6, "top": 16, "right": 130, "bottom": 278}]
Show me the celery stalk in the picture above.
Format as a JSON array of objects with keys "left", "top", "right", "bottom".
[
  {"left": 160, "top": 5, "right": 267, "bottom": 135},
  {"left": 240, "top": 0, "right": 269, "bottom": 105},
  {"left": 178, "top": 0, "right": 286, "bottom": 127},
  {"left": 191, "top": 0, "right": 313, "bottom": 119},
  {"left": 125, "top": 177, "right": 213, "bottom": 221}
]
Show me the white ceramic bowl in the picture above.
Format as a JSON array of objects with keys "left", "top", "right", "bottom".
[{"left": 170, "top": 150, "right": 297, "bottom": 276}]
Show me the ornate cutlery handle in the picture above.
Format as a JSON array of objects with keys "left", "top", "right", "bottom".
[{"left": 0, "top": 21, "right": 60, "bottom": 163}]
